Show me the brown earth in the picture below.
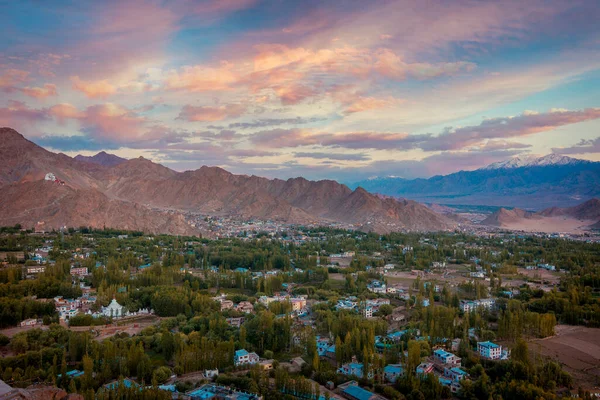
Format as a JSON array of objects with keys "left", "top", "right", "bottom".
[
  {"left": 482, "top": 199, "right": 600, "bottom": 233},
  {"left": 531, "top": 325, "right": 600, "bottom": 391}
]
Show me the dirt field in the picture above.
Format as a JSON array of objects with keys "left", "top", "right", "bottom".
[
  {"left": 531, "top": 325, "right": 600, "bottom": 391},
  {"left": 517, "top": 268, "right": 561, "bottom": 285},
  {"left": 500, "top": 216, "right": 595, "bottom": 234}
]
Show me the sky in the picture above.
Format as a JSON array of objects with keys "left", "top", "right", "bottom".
[{"left": 1, "top": 0, "right": 599, "bottom": 182}]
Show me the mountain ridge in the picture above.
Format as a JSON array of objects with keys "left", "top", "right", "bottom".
[
  {"left": 350, "top": 155, "right": 600, "bottom": 209},
  {"left": 0, "top": 127, "right": 456, "bottom": 234},
  {"left": 74, "top": 151, "right": 127, "bottom": 167}
]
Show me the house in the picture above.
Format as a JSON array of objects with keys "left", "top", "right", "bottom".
[
  {"left": 451, "top": 338, "right": 461, "bottom": 352},
  {"left": 19, "top": 318, "right": 39, "bottom": 327},
  {"left": 26, "top": 266, "right": 45, "bottom": 275},
  {"left": 226, "top": 317, "right": 245, "bottom": 328},
  {"left": 70, "top": 267, "right": 88, "bottom": 277},
  {"left": 290, "top": 297, "right": 306, "bottom": 311},
  {"left": 433, "top": 349, "right": 461, "bottom": 366},
  {"left": 205, "top": 369, "right": 219, "bottom": 379},
  {"left": 383, "top": 364, "right": 404, "bottom": 383},
  {"left": 460, "top": 298, "right": 495, "bottom": 313},
  {"left": 338, "top": 358, "right": 373, "bottom": 379},
  {"left": 235, "top": 301, "right": 254, "bottom": 313},
  {"left": 477, "top": 341, "right": 502, "bottom": 360},
  {"left": 416, "top": 362, "right": 434, "bottom": 377},
  {"left": 363, "top": 306, "right": 373, "bottom": 318},
  {"left": 234, "top": 349, "right": 259, "bottom": 366},
  {"left": 103, "top": 378, "right": 140, "bottom": 391},
  {"left": 220, "top": 299, "right": 234, "bottom": 311},
  {"left": 444, "top": 367, "right": 469, "bottom": 382},
  {"left": 188, "top": 384, "right": 261, "bottom": 400},
  {"left": 259, "top": 359, "right": 274, "bottom": 370}
]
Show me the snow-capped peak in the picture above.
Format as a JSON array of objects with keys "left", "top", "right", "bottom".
[{"left": 482, "top": 154, "right": 589, "bottom": 170}]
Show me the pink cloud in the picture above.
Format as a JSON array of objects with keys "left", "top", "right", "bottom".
[
  {"left": 165, "top": 64, "right": 238, "bottom": 92},
  {"left": 0, "top": 101, "right": 50, "bottom": 131},
  {"left": 71, "top": 76, "right": 117, "bottom": 99},
  {"left": 0, "top": 69, "right": 30, "bottom": 90},
  {"left": 20, "top": 84, "right": 58, "bottom": 99},
  {"left": 48, "top": 103, "right": 86, "bottom": 124},
  {"left": 177, "top": 104, "right": 247, "bottom": 122}
]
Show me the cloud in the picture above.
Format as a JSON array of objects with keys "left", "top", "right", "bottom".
[
  {"left": 0, "top": 101, "right": 50, "bottom": 129},
  {"left": 0, "top": 69, "right": 30, "bottom": 90},
  {"left": 249, "top": 128, "right": 429, "bottom": 150},
  {"left": 422, "top": 108, "right": 600, "bottom": 151},
  {"left": 177, "top": 104, "right": 247, "bottom": 122},
  {"left": 294, "top": 152, "right": 371, "bottom": 161},
  {"left": 165, "top": 64, "right": 238, "bottom": 92},
  {"left": 20, "top": 84, "right": 58, "bottom": 99},
  {"left": 552, "top": 137, "right": 600, "bottom": 155},
  {"left": 274, "top": 84, "right": 320, "bottom": 105},
  {"left": 71, "top": 76, "right": 117, "bottom": 98},
  {"left": 225, "top": 116, "right": 328, "bottom": 129}
]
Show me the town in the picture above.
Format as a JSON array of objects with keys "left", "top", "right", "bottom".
[{"left": 0, "top": 225, "right": 598, "bottom": 400}]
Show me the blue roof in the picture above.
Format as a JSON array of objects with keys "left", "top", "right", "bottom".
[
  {"left": 439, "top": 377, "right": 452, "bottom": 385},
  {"left": 348, "top": 363, "right": 363, "bottom": 369},
  {"left": 384, "top": 364, "right": 403, "bottom": 373},
  {"left": 343, "top": 385, "right": 375, "bottom": 400},
  {"left": 450, "top": 367, "right": 468, "bottom": 375},
  {"left": 58, "top": 369, "right": 84, "bottom": 378},
  {"left": 479, "top": 341, "right": 500, "bottom": 348},
  {"left": 434, "top": 349, "right": 452, "bottom": 357},
  {"left": 188, "top": 389, "right": 216, "bottom": 399},
  {"left": 235, "top": 349, "right": 249, "bottom": 357},
  {"left": 104, "top": 379, "right": 139, "bottom": 390}
]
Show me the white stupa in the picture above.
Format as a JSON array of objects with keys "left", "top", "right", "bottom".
[
  {"left": 101, "top": 298, "right": 124, "bottom": 318},
  {"left": 44, "top": 172, "right": 56, "bottom": 181}
]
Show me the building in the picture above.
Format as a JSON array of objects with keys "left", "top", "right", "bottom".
[
  {"left": 477, "top": 341, "right": 502, "bottom": 360},
  {"left": 444, "top": 367, "right": 469, "bottom": 382},
  {"left": 26, "top": 266, "right": 45, "bottom": 275},
  {"left": 433, "top": 349, "right": 461, "bottom": 366},
  {"left": 290, "top": 297, "right": 306, "bottom": 311},
  {"left": 383, "top": 364, "right": 404, "bottom": 383},
  {"left": 460, "top": 298, "right": 495, "bottom": 313},
  {"left": 70, "top": 267, "right": 88, "bottom": 277},
  {"left": 19, "top": 318, "right": 39, "bottom": 327},
  {"left": 226, "top": 317, "right": 245, "bottom": 328},
  {"left": 341, "top": 383, "right": 385, "bottom": 400},
  {"left": 416, "top": 362, "right": 434, "bottom": 377},
  {"left": 188, "top": 384, "right": 261, "bottom": 400},
  {"left": 220, "top": 299, "right": 234, "bottom": 311},
  {"left": 234, "top": 349, "right": 259, "bottom": 366},
  {"left": 363, "top": 306, "right": 373, "bottom": 318},
  {"left": 338, "top": 358, "right": 373, "bottom": 379},
  {"left": 101, "top": 298, "right": 125, "bottom": 318},
  {"left": 235, "top": 301, "right": 254, "bottom": 313}
]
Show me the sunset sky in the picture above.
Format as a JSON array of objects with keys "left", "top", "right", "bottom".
[{"left": 1, "top": 0, "right": 599, "bottom": 181}]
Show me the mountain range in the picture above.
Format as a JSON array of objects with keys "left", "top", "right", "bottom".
[
  {"left": 350, "top": 154, "right": 600, "bottom": 209},
  {"left": 0, "top": 127, "right": 455, "bottom": 235}
]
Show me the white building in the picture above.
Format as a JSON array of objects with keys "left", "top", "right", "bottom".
[
  {"left": 101, "top": 298, "right": 125, "bottom": 318},
  {"left": 477, "top": 341, "right": 502, "bottom": 360}
]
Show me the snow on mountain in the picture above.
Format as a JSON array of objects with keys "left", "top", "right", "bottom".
[{"left": 482, "top": 154, "right": 590, "bottom": 170}]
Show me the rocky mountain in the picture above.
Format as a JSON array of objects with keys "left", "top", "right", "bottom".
[
  {"left": 350, "top": 155, "right": 600, "bottom": 209},
  {"left": 481, "top": 198, "right": 600, "bottom": 232},
  {"left": 74, "top": 151, "right": 127, "bottom": 167},
  {"left": 0, "top": 127, "right": 455, "bottom": 234}
]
